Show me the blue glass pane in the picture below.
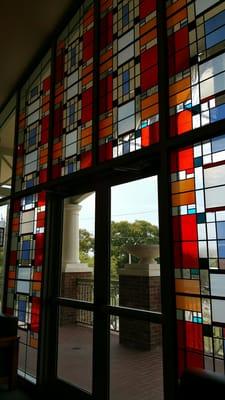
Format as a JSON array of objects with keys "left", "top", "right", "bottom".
[
  {"left": 122, "top": 71, "right": 130, "bottom": 95},
  {"left": 218, "top": 240, "right": 225, "bottom": 258},
  {"left": 206, "top": 26, "right": 225, "bottom": 48},
  {"left": 69, "top": 104, "right": 75, "bottom": 125},
  {"left": 217, "top": 222, "right": 225, "bottom": 239},
  {"left": 71, "top": 47, "right": 76, "bottom": 66},
  {"left": 28, "top": 128, "right": 36, "bottom": 145},
  {"left": 22, "top": 240, "right": 30, "bottom": 260},
  {"left": 211, "top": 134, "right": 225, "bottom": 153},
  {"left": 18, "top": 300, "right": 26, "bottom": 322},
  {"left": 205, "top": 10, "right": 225, "bottom": 35},
  {"left": 122, "top": 4, "right": 129, "bottom": 26},
  {"left": 210, "top": 104, "right": 225, "bottom": 123},
  {"left": 30, "top": 86, "right": 38, "bottom": 98},
  {"left": 123, "top": 142, "right": 130, "bottom": 154}
]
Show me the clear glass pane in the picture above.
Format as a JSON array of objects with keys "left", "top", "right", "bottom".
[
  {"left": 110, "top": 319, "right": 164, "bottom": 400},
  {"left": 60, "top": 192, "right": 95, "bottom": 301},
  {"left": 57, "top": 306, "right": 93, "bottom": 392},
  {"left": 110, "top": 176, "right": 161, "bottom": 311}
]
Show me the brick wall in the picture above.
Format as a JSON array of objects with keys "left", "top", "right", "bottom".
[{"left": 119, "top": 275, "right": 161, "bottom": 350}]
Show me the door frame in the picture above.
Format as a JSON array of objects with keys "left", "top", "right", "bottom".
[{"left": 39, "top": 164, "right": 177, "bottom": 400}]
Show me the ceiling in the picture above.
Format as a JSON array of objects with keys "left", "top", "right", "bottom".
[{"left": 0, "top": 0, "right": 76, "bottom": 109}]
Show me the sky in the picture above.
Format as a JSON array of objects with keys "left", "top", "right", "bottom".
[{"left": 79, "top": 176, "right": 159, "bottom": 235}]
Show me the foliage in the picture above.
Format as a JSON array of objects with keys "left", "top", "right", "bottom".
[
  {"left": 111, "top": 220, "right": 159, "bottom": 273},
  {"left": 79, "top": 228, "right": 94, "bottom": 267},
  {"left": 79, "top": 220, "right": 159, "bottom": 276}
]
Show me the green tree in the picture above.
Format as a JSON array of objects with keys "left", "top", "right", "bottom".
[
  {"left": 79, "top": 228, "right": 94, "bottom": 267},
  {"left": 111, "top": 220, "right": 159, "bottom": 276},
  {"left": 79, "top": 221, "right": 159, "bottom": 277}
]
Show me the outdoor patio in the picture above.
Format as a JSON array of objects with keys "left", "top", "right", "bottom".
[{"left": 57, "top": 324, "right": 164, "bottom": 400}]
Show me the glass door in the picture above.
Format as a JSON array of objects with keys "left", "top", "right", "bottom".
[
  {"left": 51, "top": 174, "right": 165, "bottom": 399},
  {"left": 57, "top": 191, "right": 96, "bottom": 393},
  {"left": 109, "top": 176, "right": 164, "bottom": 400}
]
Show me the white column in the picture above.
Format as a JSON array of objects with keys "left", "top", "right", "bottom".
[{"left": 62, "top": 202, "right": 89, "bottom": 272}]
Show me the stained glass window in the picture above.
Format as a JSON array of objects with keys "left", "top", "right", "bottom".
[
  {"left": 171, "top": 133, "right": 225, "bottom": 376},
  {"left": 167, "top": 0, "right": 225, "bottom": 136},
  {"left": 98, "top": 0, "right": 159, "bottom": 162},
  {"left": 6, "top": 193, "right": 46, "bottom": 381},
  {"left": 52, "top": 0, "right": 94, "bottom": 178},
  {"left": 16, "top": 53, "right": 51, "bottom": 191}
]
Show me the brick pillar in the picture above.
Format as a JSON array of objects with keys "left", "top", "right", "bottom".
[
  {"left": 119, "top": 264, "right": 161, "bottom": 350},
  {"left": 60, "top": 270, "right": 92, "bottom": 325}
]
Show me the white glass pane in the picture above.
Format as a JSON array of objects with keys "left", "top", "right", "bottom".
[
  {"left": 118, "top": 116, "right": 135, "bottom": 135},
  {"left": 17, "top": 281, "right": 30, "bottom": 294},
  {"left": 118, "top": 45, "right": 134, "bottom": 66},
  {"left": 17, "top": 268, "right": 31, "bottom": 280},
  {"left": 118, "top": 100, "right": 135, "bottom": 121},
  {"left": 118, "top": 29, "right": 134, "bottom": 51},
  {"left": 65, "top": 131, "right": 77, "bottom": 158},
  {"left": 210, "top": 274, "right": 225, "bottom": 297},
  {"left": 198, "top": 224, "right": 206, "bottom": 240},
  {"left": 196, "top": 190, "right": 205, "bottom": 212},
  {"left": 207, "top": 222, "right": 216, "bottom": 239},
  {"left": 199, "top": 241, "right": 208, "bottom": 258},
  {"left": 27, "top": 110, "right": 39, "bottom": 125},
  {"left": 28, "top": 99, "right": 40, "bottom": 115},
  {"left": 21, "top": 210, "right": 35, "bottom": 234},
  {"left": 212, "top": 299, "right": 225, "bottom": 323},
  {"left": 24, "top": 150, "right": 38, "bottom": 175},
  {"left": 205, "top": 186, "right": 225, "bottom": 209},
  {"left": 208, "top": 241, "right": 217, "bottom": 258},
  {"left": 68, "top": 71, "right": 79, "bottom": 87},
  {"left": 195, "top": 167, "right": 203, "bottom": 189},
  {"left": 67, "top": 83, "right": 78, "bottom": 100},
  {"left": 196, "top": 0, "right": 220, "bottom": 15},
  {"left": 200, "top": 72, "right": 225, "bottom": 101},
  {"left": 199, "top": 53, "right": 225, "bottom": 82}
]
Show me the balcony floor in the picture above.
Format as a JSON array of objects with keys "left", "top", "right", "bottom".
[{"left": 57, "top": 324, "right": 164, "bottom": 400}]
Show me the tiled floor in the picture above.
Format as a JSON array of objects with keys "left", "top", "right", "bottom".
[
  {"left": 58, "top": 324, "right": 164, "bottom": 400},
  {"left": 17, "top": 323, "right": 164, "bottom": 399}
]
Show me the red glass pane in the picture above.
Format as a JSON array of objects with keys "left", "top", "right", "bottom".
[
  {"left": 41, "top": 116, "right": 49, "bottom": 144},
  {"left": 99, "top": 142, "right": 113, "bottom": 162},
  {"left": 140, "top": 0, "right": 156, "bottom": 19},
  {"left": 170, "top": 148, "right": 194, "bottom": 173},
  {"left": 80, "top": 151, "right": 92, "bottom": 169},
  {"left": 100, "top": 12, "right": 113, "bottom": 50},
  {"left": 177, "top": 320, "right": 185, "bottom": 348},
  {"left": 38, "top": 192, "right": 46, "bottom": 207},
  {"left": 83, "top": 29, "right": 94, "bottom": 61},
  {"left": 141, "top": 46, "right": 157, "bottom": 72},
  {"left": 181, "top": 241, "right": 199, "bottom": 268},
  {"left": 54, "top": 107, "right": 63, "bottom": 137},
  {"left": 43, "top": 76, "right": 51, "bottom": 93},
  {"left": 178, "top": 215, "right": 198, "bottom": 241},
  {"left": 186, "top": 351, "right": 204, "bottom": 369},
  {"left": 39, "top": 169, "right": 47, "bottom": 183},
  {"left": 52, "top": 164, "right": 61, "bottom": 179},
  {"left": 174, "top": 242, "right": 182, "bottom": 268},
  {"left": 177, "top": 111, "right": 192, "bottom": 135},
  {"left": 36, "top": 211, "right": 45, "bottom": 228},
  {"left": 31, "top": 298, "right": 40, "bottom": 333},
  {"left": 55, "top": 51, "right": 65, "bottom": 84},
  {"left": 141, "top": 65, "right": 158, "bottom": 91},
  {"left": 99, "top": 75, "right": 113, "bottom": 114},
  {"left": 185, "top": 322, "right": 203, "bottom": 351},
  {"left": 10, "top": 251, "right": 17, "bottom": 265}
]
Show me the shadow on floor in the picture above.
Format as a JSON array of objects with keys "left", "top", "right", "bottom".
[{"left": 0, "top": 386, "right": 32, "bottom": 400}]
